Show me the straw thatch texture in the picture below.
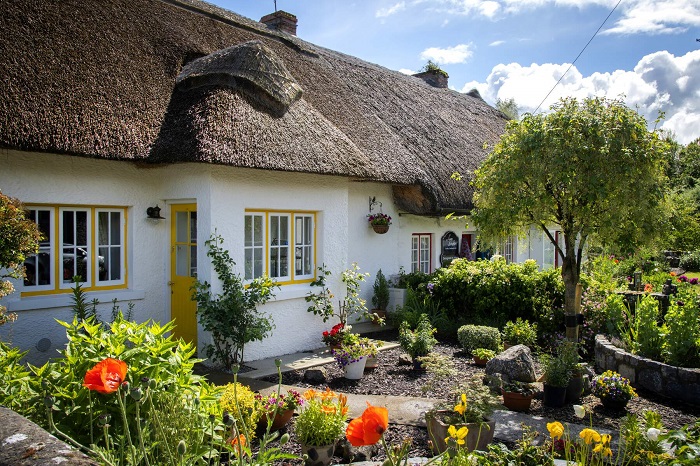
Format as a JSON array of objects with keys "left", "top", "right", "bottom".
[{"left": 0, "top": 0, "right": 507, "bottom": 214}]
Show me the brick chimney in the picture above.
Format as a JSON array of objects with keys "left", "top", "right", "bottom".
[
  {"left": 260, "top": 11, "right": 297, "bottom": 36},
  {"left": 413, "top": 70, "right": 448, "bottom": 89}
]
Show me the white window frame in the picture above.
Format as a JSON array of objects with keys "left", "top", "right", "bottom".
[
  {"left": 23, "top": 207, "right": 55, "bottom": 292},
  {"left": 269, "top": 213, "right": 291, "bottom": 282},
  {"left": 500, "top": 236, "right": 515, "bottom": 263},
  {"left": 244, "top": 212, "right": 265, "bottom": 281},
  {"left": 294, "top": 214, "right": 314, "bottom": 280},
  {"left": 542, "top": 230, "right": 556, "bottom": 269},
  {"left": 411, "top": 233, "right": 431, "bottom": 274},
  {"left": 59, "top": 207, "right": 92, "bottom": 289},
  {"left": 95, "top": 208, "right": 126, "bottom": 287}
]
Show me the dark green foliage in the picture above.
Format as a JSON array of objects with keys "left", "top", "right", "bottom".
[
  {"left": 398, "top": 314, "right": 437, "bottom": 359},
  {"left": 0, "top": 341, "right": 34, "bottom": 414},
  {"left": 371, "top": 269, "right": 390, "bottom": 311},
  {"left": 680, "top": 251, "right": 700, "bottom": 271},
  {"left": 390, "top": 289, "right": 457, "bottom": 336},
  {"left": 393, "top": 269, "right": 430, "bottom": 290},
  {"left": 193, "top": 233, "right": 277, "bottom": 368},
  {"left": 502, "top": 318, "right": 538, "bottom": 347},
  {"left": 426, "top": 258, "right": 564, "bottom": 329},
  {"left": 70, "top": 276, "right": 98, "bottom": 322},
  {"left": 457, "top": 324, "right": 501, "bottom": 353}
]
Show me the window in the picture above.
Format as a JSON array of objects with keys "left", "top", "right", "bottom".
[
  {"left": 244, "top": 210, "right": 315, "bottom": 284},
  {"left": 542, "top": 230, "right": 556, "bottom": 269},
  {"left": 411, "top": 234, "right": 431, "bottom": 273},
  {"left": 22, "top": 205, "right": 127, "bottom": 295},
  {"left": 500, "top": 236, "right": 516, "bottom": 263}
]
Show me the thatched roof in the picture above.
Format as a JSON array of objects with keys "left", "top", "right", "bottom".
[{"left": 0, "top": 0, "right": 507, "bottom": 214}]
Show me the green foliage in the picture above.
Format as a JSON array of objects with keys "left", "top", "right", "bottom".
[
  {"left": 472, "top": 348, "right": 496, "bottom": 360},
  {"left": 662, "top": 417, "right": 700, "bottom": 464},
  {"left": 70, "top": 276, "right": 99, "bottom": 322},
  {"left": 193, "top": 233, "right": 277, "bottom": 369},
  {"left": 27, "top": 316, "right": 221, "bottom": 456},
  {"left": 457, "top": 324, "right": 501, "bottom": 354},
  {"left": 496, "top": 97, "right": 519, "bottom": 121},
  {"left": 390, "top": 288, "right": 455, "bottom": 336},
  {"left": 540, "top": 352, "right": 571, "bottom": 388},
  {"left": 0, "top": 191, "right": 41, "bottom": 324},
  {"left": 371, "top": 269, "right": 390, "bottom": 311},
  {"left": 398, "top": 314, "right": 437, "bottom": 359},
  {"left": 680, "top": 251, "right": 700, "bottom": 271},
  {"left": 502, "top": 318, "right": 538, "bottom": 347},
  {"left": 663, "top": 287, "right": 700, "bottom": 367},
  {"left": 421, "top": 60, "right": 448, "bottom": 77},
  {"left": 392, "top": 268, "right": 430, "bottom": 290},
  {"left": 305, "top": 262, "right": 370, "bottom": 324},
  {"left": 0, "top": 341, "right": 35, "bottom": 414},
  {"left": 473, "top": 96, "right": 671, "bottom": 319},
  {"left": 293, "top": 390, "right": 347, "bottom": 446},
  {"left": 635, "top": 295, "right": 663, "bottom": 360}
]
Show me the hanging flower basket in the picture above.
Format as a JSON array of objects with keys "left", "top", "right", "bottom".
[{"left": 371, "top": 224, "right": 390, "bottom": 234}]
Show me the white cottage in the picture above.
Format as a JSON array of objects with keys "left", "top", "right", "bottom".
[{"left": 0, "top": 0, "right": 555, "bottom": 365}]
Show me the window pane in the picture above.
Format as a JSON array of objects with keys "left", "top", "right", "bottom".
[
  {"left": 110, "top": 248, "right": 121, "bottom": 280},
  {"left": 110, "top": 212, "right": 120, "bottom": 245},
  {"left": 280, "top": 216, "right": 288, "bottom": 244},
  {"left": 254, "top": 249, "right": 263, "bottom": 278},
  {"left": 176, "top": 245, "right": 188, "bottom": 276},
  {"left": 245, "top": 216, "right": 253, "bottom": 247},
  {"left": 38, "top": 210, "right": 51, "bottom": 243},
  {"left": 24, "top": 209, "right": 52, "bottom": 287},
  {"left": 99, "top": 246, "right": 109, "bottom": 281},
  {"left": 176, "top": 212, "right": 188, "bottom": 243},
  {"left": 76, "top": 211, "right": 87, "bottom": 245},
  {"left": 190, "top": 245, "right": 197, "bottom": 277},
  {"left": 98, "top": 212, "right": 108, "bottom": 245},
  {"left": 245, "top": 249, "right": 253, "bottom": 280},
  {"left": 63, "top": 211, "right": 75, "bottom": 245},
  {"left": 190, "top": 212, "right": 197, "bottom": 244},
  {"left": 254, "top": 216, "right": 263, "bottom": 246}
]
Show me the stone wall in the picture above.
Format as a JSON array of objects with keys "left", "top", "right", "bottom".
[
  {"left": 0, "top": 406, "right": 98, "bottom": 465},
  {"left": 595, "top": 334, "right": 700, "bottom": 405}
]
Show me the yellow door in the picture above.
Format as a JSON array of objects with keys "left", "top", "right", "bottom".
[{"left": 170, "top": 204, "right": 198, "bottom": 346}]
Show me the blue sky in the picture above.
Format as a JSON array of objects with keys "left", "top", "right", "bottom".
[{"left": 213, "top": 1, "right": 699, "bottom": 144}]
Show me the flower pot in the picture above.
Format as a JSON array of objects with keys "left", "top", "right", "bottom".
[
  {"left": 301, "top": 443, "right": 336, "bottom": 466},
  {"left": 501, "top": 390, "right": 534, "bottom": 412},
  {"left": 426, "top": 410, "right": 495, "bottom": 454},
  {"left": 600, "top": 396, "right": 629, "bottom": 411},
  {"left": 371, "top": 224, "right": 389, "bottom": 234},
  {"left": 473, "top": 355, "right": 489, "bottom": 367},
  {"left": 364, "top": 356, "right": 378, "bottom": 370},
  {"left": 543, "top": 384, "right": 567, "bottom": 408},
  {"left": 371, "top": 309, "right": 386, "bottom": 324},
  {"left": 412, "top": 357, "right": 427, "bottom": 371},
  {"left": 257, "top": 408, "right": 294, "bottom": 431},
  {"left": 343, "top": 357, "right": 367, "bottom": 379},
  {"left": 565, "top": 374, "right": 585, "bottom": 403}
]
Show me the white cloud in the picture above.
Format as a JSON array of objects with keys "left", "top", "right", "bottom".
[
  {"left": 420, "top": 43, "right": 474, "bottom": 64},
  {"left": 460, "top": 49, "right": 700, "bottom": 144},
  {"left": 489, "top": 40, "right": 505, "bottom": 46},
  {"left": 399, "top": 68, "right": 418, "bottom": 75},
  {"left": 376, "top": 2, "right": 407, "bottom": 18}
]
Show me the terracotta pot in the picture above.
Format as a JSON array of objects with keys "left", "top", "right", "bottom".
[
  {"left": 600, "top": 396, "right": 629, "bottom": 411},
  {"left": 343, "top": 358, "right": 366, "bottom": 379},
  {"left": 371, "top": 224, "right": 389, "bottom": 234},
  {"left": 543, "top": 384, "right": 567, "bottom": 408},
  {"left": 257, "top": 408, "right": 294, "bottom": 431},
  {"left": 473, "top": 355, "right": 489, "bottom": 367},
  {"left": 501, "top": 389, "right": 534, "bottom": 412},
  {"left": 426, "top": 410, "right": 496, "bottom": 454},
  {"left": 364, "top": 356, "right": 378, "bottom": 370},
  {"left": 301, "top": 443, "right": 335, "bottom": 466}
]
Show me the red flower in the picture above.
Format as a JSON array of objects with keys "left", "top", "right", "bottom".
[
  {"left": 83, "top": 358, "right": 128, "bottom": 394},
  {"left": 346, "top": 403, "right": 389, "bottom": 446}
]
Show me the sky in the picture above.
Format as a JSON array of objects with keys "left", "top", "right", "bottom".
[{"left": 213, "top": 0, "right": 700, "bottom": 144}]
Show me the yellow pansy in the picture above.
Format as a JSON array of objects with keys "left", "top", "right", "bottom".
[
  {"left": 445, "top": 424, "right": 469, "bottom": 446},
  {"left": 547, "top": 421, "right": 564, "bottom": 440},
  {"left": 580, "top": 428, "right": 602, "bottom": 445}
]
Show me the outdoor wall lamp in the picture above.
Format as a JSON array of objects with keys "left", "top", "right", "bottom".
[{"left": 146, "top": 205, "right": 165, "bottom": 219}]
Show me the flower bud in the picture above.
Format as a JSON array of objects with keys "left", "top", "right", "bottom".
[
  {"left": 275, "top": 359, "right": 282, "bottom": 368},
  {"left": 41, "top": 379, "right": 49, "bottom": 390},
  {"left": 279, "top": 433, "right": 290, "bottom": 445},
  {"left": 223, "top": 412, "right": 234, "bottom": 426},
  {"left": 98, "top": 413, "right": 111, "bottom": 426},
  {"left": 130, "top": 387, "right": 143, "bottom": 401},
  {"left": 141, "top": 377, "right": 150, "bottom": 387},
  {"left": 209, "top": 414, "right": 216, "bottom": 423},
  {"left": 232, "top": 364, "right": 240, "bottom": 375},
  {"left": 43, "top": 395, "right": 54, "bottom": 408},
  {"left": 177, "top": 440, "right": 187, "bottom": 456}
]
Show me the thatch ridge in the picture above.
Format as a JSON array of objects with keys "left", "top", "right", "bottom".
[{"left": 0, "top": 0, "right": 507, "bottom": 213}]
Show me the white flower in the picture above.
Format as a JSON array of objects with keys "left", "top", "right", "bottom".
[
  {"left": 574, "top": 405, "right": 586, "bottom": 419},
  {"left": 646, "top": 428, "right": 661, "bottom": 442}
]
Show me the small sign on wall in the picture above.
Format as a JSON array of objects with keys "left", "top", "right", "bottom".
[{"left": 440, "top": 231, "right": 459, "bottom": 267}]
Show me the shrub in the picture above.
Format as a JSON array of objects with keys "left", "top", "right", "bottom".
[
  {"left": 457, "top": 324, "right": 501, "bottom": 353},
  {"left": 680, "top": 251, "right": 700, "bottom": 271},
  {"left": 502, "top": 318, "right": 538, "bottom": 347},
  {"left": 219, "top": 382, "right": 262, "bottom": 439},
  {"left": 372, "top": 269, "right": 390, "bottom": 311},
  {"left": 663, "top": 287, "right": 700, "bottom": 367},
  {"left": 398, "top": 314, "right": 437, "bottom": 359}
]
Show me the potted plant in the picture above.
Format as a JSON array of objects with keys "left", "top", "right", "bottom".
[
  {"left": 472, "top": 348, "right": 496, "bottom": 367},
  {"left": 361, "top": 338, "right": 383, "bottom": 370},
  {"left": 371, "top": 269, "right": 390, "bottom": 322},
  {"left": 294, "top": 388, "right": 349, "bottom": 466},
  {"left": 592, "top": 370, "right": 637, "bottom": 410},
  {"left": 559, "top": 340, "right": 585, "bottom": 403},
  {"left": 332, "top": 341, "right": 371, "bottom": 379},
  {"left": 255, "top": 389, "right": 305, "bottom": 431},
  {"left": 321, "top": 322, "right": 357, "bottom": 350},
  {"left": 425, "top": 378, "right": 500, "bottom": 454},
  {"left": 501, "top": 381, "right": 538, "bottom": 412},
  {"left": 501, "top": 318, "right": 538, "bottom": 348},
  {"left": 367, "top": 212, "right": 392, "bottom": 234},
  {"left": 541, "top": 352, "right": 571, "bottom": 408},
  {"left": 398, "top": 313, "right": 437, "bottom": 370}
]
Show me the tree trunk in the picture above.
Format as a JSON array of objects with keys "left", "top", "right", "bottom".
[{"left": 561, "top": 251, "right": 580, "bottom": 342}]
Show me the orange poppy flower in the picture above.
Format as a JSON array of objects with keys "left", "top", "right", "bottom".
[
  {"left": 320, "top": 387, "right": 337, "bottom": 401},
  {"left": 321, "top": 404, "right": 337, "bottom": 415},
  {"left": 230, "top": 434, "right": 246, "bottom": 455},
  {"left": 345, "top": 403, "right": 389, "bottom": 446},
  {"left": 303, "top": 389, "right": 317, "bottom": 400},
  {"left": 83, "top": 358, "right": 127, "bottom": 394}
]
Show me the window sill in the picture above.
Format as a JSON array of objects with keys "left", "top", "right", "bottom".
[
  {"left": 6, "top": 289, "right": 146, "bottom": 312},
  {"left": 272, "top": 284, "right": 312, "bottom": 302}
]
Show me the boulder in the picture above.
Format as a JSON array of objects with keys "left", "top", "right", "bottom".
[
  {"left": 485, "top": 344, "right": 536, "bottom": 383},
  {"left": 398, "top": 353, "right": 413, "bottom": 366},
  {"left": 303, "top": 367, "right": 327, "bottom": 384}
]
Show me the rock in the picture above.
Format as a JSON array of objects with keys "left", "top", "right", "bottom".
[
  {"left": 485, "top": 372, "right": 508, "bottom": 392},
  {"left": 336, "top": 438, "right": 378, "bottom": 462},
  {"left": 398, "top": 353, "right": 413, "bottom": 366},
  {"left": 485, "top": 345, "right": 536, "bottom": 383},
  {"left": 303, "top": 368, "right": 327, "bottom": 384}
]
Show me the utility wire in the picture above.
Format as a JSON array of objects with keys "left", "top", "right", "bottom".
[{"left": 534, "top": 0, "right": 623, "bottom": 114}]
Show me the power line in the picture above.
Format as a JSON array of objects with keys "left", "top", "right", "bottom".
[{"left": 534, "top": 0, "right": 623, "bottom": 114}]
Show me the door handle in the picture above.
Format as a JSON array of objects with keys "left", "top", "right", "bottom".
[{"left": 168, "top": 281, "right": 175, "bottom": 286}]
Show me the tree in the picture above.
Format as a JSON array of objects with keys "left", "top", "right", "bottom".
[
  {"left": 471, "top": 97, "right": 670, "bottom": 340},
  {"left": 496, "top": 98, "right": 519, "bottom": 120},
  {"left": 0, "top": 191, "right": 41, "bottom": 325}
]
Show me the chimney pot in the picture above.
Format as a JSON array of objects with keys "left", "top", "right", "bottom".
[{"left": 260, "top": 11, "right": 297, "bottom": 36}]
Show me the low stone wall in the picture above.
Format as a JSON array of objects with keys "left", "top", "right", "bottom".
[
  {"left": 0, "top": 406, "right": 98, "bottom": 465},
  {"left": 595, "top": 334, "right": 700, "bottom": 405}
]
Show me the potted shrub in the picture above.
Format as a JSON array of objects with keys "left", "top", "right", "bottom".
[
  {"left": 294, "top": 388, "right": 349, "bottom": 466},
  {"left": 321, "top": 322, "right": 357, "bottom": 350},
  {"left": 398, "top": 313, "right": 437, "bottom": 370},
  {"left": 559, "top": 340, "right": 585, "bottom": 403},
  {"left": 332, "top": 341, "right": 371, "bottom": 379},
  {"left": 457, "top": 324, "right": 501, "bottom": 353},
  {"left": 541, "top": 352, "right": 571, "bottom": 408},
  {"left": 501, "top": 381, "right": 538, "bottom": 412},
  {"left": 592, "top": 370, "right": 637, "bottom": 410},
  {"left": 425, "top": 378, "right": 500, "bottom": 454},
  {"left": 255, "top": 389, "right": 304, "bottom": 431},
  {"left": 371, "top": 269, "right": 390, "bottom": 322},
  {"left": 501, "top": 318, "right": 538, "bottom": 348},
  {"left": 472, "top": 348, "right": 496, "bottom": 367}
]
